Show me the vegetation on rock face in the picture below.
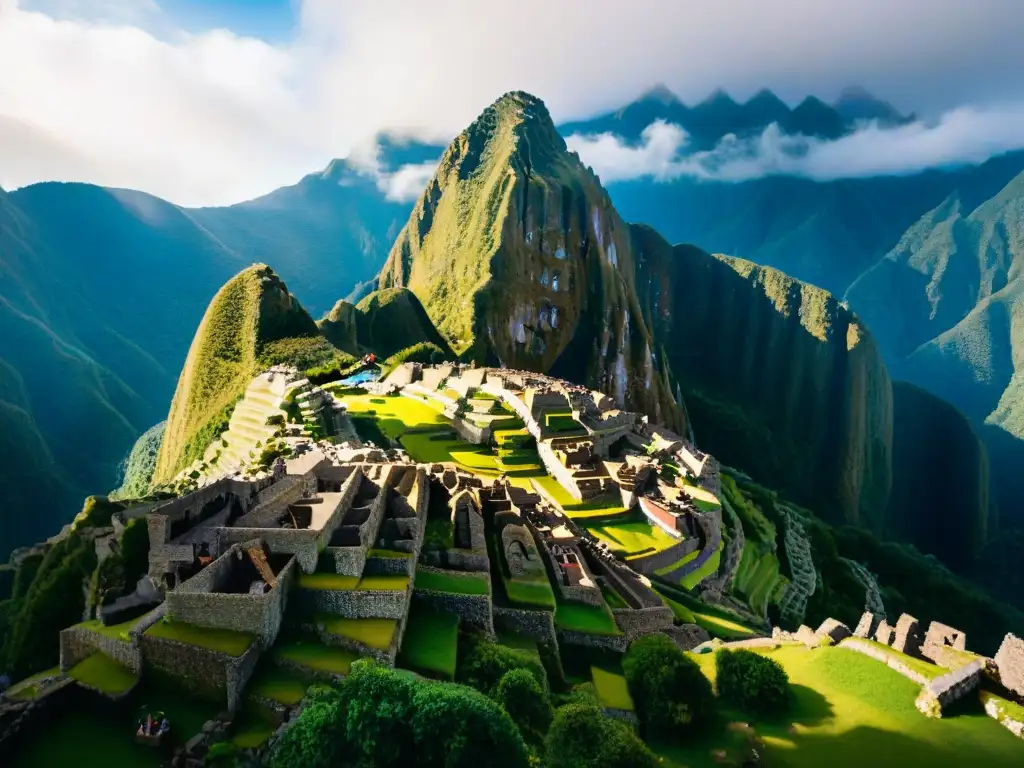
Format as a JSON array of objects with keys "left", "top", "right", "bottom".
[
  {"left": 110, "top": 421, "right": 166, "bottom": 499},
  {"left": 544, "top": 702, "right": 659, "bottom": 768},
  {"left": 153, "top": 264, "right": 345, "bottom": 483},
  {"left": 714, "top": 648, "right": 791, "bottom": 716},
  {"left": 379, "top": 91, "right": 685, "bottom": 430},
  {"left": 621, "top": 633, "right": 715, "bottom": 741}
]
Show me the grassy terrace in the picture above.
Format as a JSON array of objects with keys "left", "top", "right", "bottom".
[
  {"left": 654, "top": 582, "right": 758, "bottom": 640},
  {"left": 276, "top": 639, "right": 360, "bottom": 676},
  {"left": 591, "top": 665, "right": 635, "bottom": 711},
  {"left": 397, "top": 604, "right": 459, "bottom": 680},
  {"left": 555, "top": 599, "right": 622, "bottom": 636},
  {"left": 299, "top": 572, "right": 410, "bottom": 592},
  {"left": 532, "top": 475, "right": 629, "bottom": 518},
  {"left": 249, "top": 665, "right": 310, "bottom": 706},
  {"left": 654, "top": 547, "right": 701, "bottom": 576},
  {"left": 846, "top": 638, "right": 946, "bottom": 680},
  {"left": 317, "top": 616, "right": 397, "bottom": 650},
  {"left": 588, "top": 520, "right": 679, "bottom": 558},
  {"left": 505, "top": 576, "right": 557, "bottom": 610},
  {"left": 78, "top": 616, "right": 144, "bottom": 641},
  {"left": 684, "top": 484, "right": 722, "bottom": 512},
  {"left": 68, "top": 653, "right": 137, "bottom": 695},
  {"left": 415, "top": 568, "right": 489, "bottom": 595},
  {"left": 145, "top": 619, "right": 255, "bottom": 656},
  {"left": 679, "top": 540, "right": 724, "bottom": 590},
  {"left": 368, "top": 548, "right": 413, "bottom": 559},
  {"left": 661, "top": 645, "right": 1023, "bottom": 768},
  {"left": 5, "top": 667, "right": 61, "bottom": 701}
]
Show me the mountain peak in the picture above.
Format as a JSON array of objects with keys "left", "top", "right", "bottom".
[
  {"left": 835, "top": 85, "right": 877, "bottom": 103},
  {"left": 833, "top": 85, "right": 908, "bottom": 125},
  {"left": 638, "top": 83, "right": 681, "bottom": 106},
  {"left": 698, "top": 88, "right": 739, "bottom": 108}
]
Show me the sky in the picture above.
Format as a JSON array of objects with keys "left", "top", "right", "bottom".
[{"left": 2, "top": 0, "right": 1024, "bottom": 206}]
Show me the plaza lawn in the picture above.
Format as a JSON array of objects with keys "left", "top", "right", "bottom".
[
  {"left": 248, "top": 666, "right": 309, "bottom": 706},
  {"left": 658, "top": 644, "right": 1023, "bottom": 768},
  {"left": 335, "top": 394, "right": 446, "bottom": 439},
  {"left": 299, "top": 572, "right": 409, "bottom": 592},
  {"left": 654, "top": 547, "right": 701, "bottom": 576},
  {"left": 591, "top": 665, "right": 635, "bottom": 711},
  {"left": 397, "top": 604, "right": 460, "bottom": 680},
  {"left": 68, "top": 653, "right": 137, "bottom": 695},
  {"left": 588, "top": 520, "right": 678, "bottom": 558},
  {"left": 275, "top": 639, "right": 360, "bottom": 676},
  {"left": 555, "top": 600, "right": 622, "bottom": 636},
  {"left": 399, "top": 430, "right": 501, "bottom": 475},
  {"left": 415, "top": 568, "right": 489, "bottom": 595},
  {"left": 680, "top": 541, "right": 724, "bottom": 590},
  {"left": 145, "top": 619, "right": 255, "bottom": 656},
  {"left": 505, "top": 576, "right": 557, "bottom": 610},
  {"left": 317, "top": 616, "right": 397, "bottom": 650}
]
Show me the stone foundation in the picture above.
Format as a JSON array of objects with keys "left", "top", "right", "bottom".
[
  {"left": 412, "top": 591, "right": 495, "bottom": 638},
  {"left": 854, "top": 611, "right": 881, "bottom": 639},
  {"left": 493, "top": 606, "right": 558, "bottom": 647},
  {"left": 892, "top": 614, "right": 923, "bottom": 656},
  {"left": 140, "top": 633, "right": 260, "bottom": 712},
  {"left": 840, "top": 638, "right": 929, "bottom": 685},
  {"left": 298, "top": 587, "right": 408, "bottom": 619},
  {"left": 994, "top": 633, "right": 1024, "bottom": 698},
  {"left": 914, "top": 660, "right": 984, "bottom": 718},
  {"left": 981, "top": 690, "right": 1024, "bottom": 739},
  {"left": 611, "top": 606, "right": 674, "bottom": 643}
]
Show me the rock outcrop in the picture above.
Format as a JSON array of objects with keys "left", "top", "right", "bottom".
[{"left": 379, "top": 92, "right": 685, "bottom": 431}]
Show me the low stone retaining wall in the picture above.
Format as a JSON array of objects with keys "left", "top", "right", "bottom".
[
  {"left": 323, "top": 546, "right": 366, "bottom": 577},
  {"left": 627, "top": 537, "right": 698, "bottom": 576},
  {"left": 915, "top": 660, "right": 984, "bottom": 717},
  {"left": 612, "top": 606, "right": 674, "bottom": 643},
  {"left": 662, "top": 624, "right": 711, "bottom": 651},
  {"left": 451, "top": 416, "right": 491, "bottom": 446},
  {"left": 413, "top": 590, "right": 495, "bottom": 637},
  {"left": 981, "top": 691, "right": 1024, "bottom": 738},
  {"left": 298, "top": 586, "right": 407, "bottom": 619},
  {"left": 60, "top": 625, "right": 141, "bottom": 675},
  {"left": 493, "top": 606, "right": 557, "bottom": 647},
  {"left": 140, "top": 632, "right": 260, "bottom": 712},
  {"left": 557, "top": 630, "right": 628, "bottom": 653},
  {"left": 840, "top": 638, "right": 930, "bottom": 685},
  {"left": 364, "top": 555, "right": 414, "bottom": 576}
]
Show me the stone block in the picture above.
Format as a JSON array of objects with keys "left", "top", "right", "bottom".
[
  {"left": 995, "top": 633, "right": 1024, "bottom": 698},
  {"left": 921, "top": 621, "right": 968, "bottom": 664},
  {"left": 892, "top": 613, "right": 923, "bottom": 656},
  {"left": 875, "top": 620, "right": 895, "bottom": 646},
  {"left": 854, "top": 611, "right": 880, "bottom": 638}
]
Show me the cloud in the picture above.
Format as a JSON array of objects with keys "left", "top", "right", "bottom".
[
  {"left": 2, "top": 0, "right": 1024, "bottom": 205},
  {"left": 566, "top": 104, "right": 1024, "bottom": 184},
  {"left": 378, "top": 161, "right": 439, "bottom": 203}
]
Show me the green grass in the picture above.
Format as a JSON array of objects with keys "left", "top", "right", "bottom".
[
  {"left": 591, "top": 666, "right": 635, "bottom": 711},
  {"left": 532, "top": 476, "right": 629, "bottom": 518},
  {"left": 335, "top": 393, "right": 447, "bottom": 439},
  {"left": 658, "top": 592, "right": 697, "bottom": 623},
  {"left": 145, "top": 619, "right": 255, "bottom": 657},
  {"left": 683, "top": 484, "right": 722, "bottom": 512},
  {"left": 415, "top": 568, "right": 489, "bottom": 595},
  {"left": 680, "top": 541, "right": 724, "bottom": 590},
  {"left": 555, "top": 600, "right": 622, "bottom": 636},
  {"left": 299, "top": 572, "right": 409, "bottom": 592},
  {"left": 601, "top": 584, "right": 629, "bottom": 610},
  {"left": 368, "top": 548, "right": 413, "bottom": 559},
  {"left": 731, "top": 544, "right": 783, "bottom": 615},
  {"left": 850, "top": 639, "right": 946, "bottom": 680},
  {"left": 275, "top": 639, "right": 361, "bottom": 676},
  {"left": 78, "top": 616, "right": 143, "bottom": 642},
  {"left": 545, "top": 412, "right": 584, "bottom": 433},
  {"left": 658, "top": 645, "right": 1023, "bottom": 768},
  {"left": 505, "top": 576, "right": 557, "bottom": 610},
  {"left": 68, "top": 653, "right": 137, "bottom": 695},
  {"left": 5, "top": 666, "right": 61, "bottom": 701},
  {"left": 497, "top": 631, "right": 540, "bottom": 657},
  {"left": 317, "top": 616, "right": 397, "bottom": 650},
  {"left": 248, "top": 666, "right": 309, "bottom": 706},
  {"left": 587, "top": 520, "right": 679, "bottom": 557},
  {"left": 654, "top": 547, "right": 701, "bottom": 576},
  {"left": 397, "top": 604, "right": 460, "bottom": 680}
]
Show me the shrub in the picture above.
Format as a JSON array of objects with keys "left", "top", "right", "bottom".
[
  {"left": 545, "top": 703, "right": 658, "bottom": 768},
  {"left": 267, "top": 687, "right": 345, "bottom": 768},
  {"left": 497, "top": 668, "right": 553, "bottom": 745},
  {"left": 622, "top": 633, "right": 715, "bottom": 740},
  {"left": 338, "top": 660, "right": 417, "bottom": 766},
  {"left": 715, "top": 649, "right": 791, "bottom": 717},
  {"left": 412, "top": 680, "right": 530, "bottom": 768},
  {"left": 457, "top": 637, "right": 548, "bottom": 697}
]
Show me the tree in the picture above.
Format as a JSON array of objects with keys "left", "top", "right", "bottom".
[
  {"left": 338, "top": 660, "right": 417, "bottom": 767},
  {"left": 715, "top": 649, "right": 791, "bottom": 716},
  {"left": 411, "top": 680, "right": 530, "bottom": 768},
  {"left": 266, "top": 687, "right": 345, "bottom": 768},
  {"left": 456, "top": 637, "right": 547, "bottom": 697},
  {"left": 496, "top": 668, "right": 553, "bottom": 746},
  {"left": 545, "top": 703, "right": 658, "bottom": 768},
  {"left": 622, "top": 633, "right": 715, "bottom": 740}
]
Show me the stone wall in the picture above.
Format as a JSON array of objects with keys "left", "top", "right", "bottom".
[
  {"left": 298, "top": 586, "right": 407, "bottom": 619},
  {"left": 612, "top": 606, "right": 674, "bottom": 643},
  {"left": 662, "top": 624, "right": 711, "bottom": 651},
  {"left": 981, "top": 690, "right": 1024, "bottom": 739},
  {"left": 840, "top": 638, "right": 929, "bottom": 685},
  {"left": 412, "top": 591, "right": 495, "bottom": 638},
  {"left": 493, "top": 606, "right": 558, "bottom": 647},
  {"left": 854, "top": 611, "right": 881, "bottom": 639},
  {"left": 875, "top": 620, "right": 895, "bottom": 646},
  {"left": 557, "top": 629, "right": 627, "bottom": 653},
  {"left": 451, "top": 416, "right": 491, "bottom": 446},
  {"left": 914, "top": 660, "right": 984, "bottom": 718},
  {"left": 536, "top": 442, "right": 583, "bottom": 501},
  {"left": 323, "top": 546, "right": 366, "bottom": 577},
  {"left": 59, "top": 625, "right": 141, "bottom": 675},
  {"left": 140, "top": 632, "right": 259, "bottom": 712},
  {"left": 892, "top": 614, "right": 923, "bottom": 656},
  {"left": 815, "top": 618, "right": 852, "bottom": 645},
  {"left": 167, "top": 554, "right": 297, "bottom": 646},
  {"left": 364, "top": 554, "right": 414, "bottom": 576},
  {"left": 627, "top": 535, "right": 698, "bottom": 576},
  {"left": 994, "top": 633, "right": 1024, "bottom": 698},
  {"left": 921, "top": 621, "right": 968, "bottom": 665}
]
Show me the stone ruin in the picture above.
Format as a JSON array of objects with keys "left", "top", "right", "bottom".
[
  {"left": 892, "top": 614, "right": 924, "bottom": 656},
  {"left": 501, "top": 523, "right": 544, "bottom": 578},
  {"left": 815, "top": 618, "right": 852, "bottom": 645},
  {"left": 854, "top": 611, "right": 882, "bottom": 639},
  {"left": 875, "top": 619, "right": 895, "bottom": 646},
  {"left": 921, "top": 621, "right": 968, "bottom": 665},
  {"left": 994, "top": 633, "right": 1024, "bottom": 699}
]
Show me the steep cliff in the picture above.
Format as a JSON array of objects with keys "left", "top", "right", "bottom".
[
  {"left": 379, "top": 92, "right": 684, "bottom": 430},
  {"left": 631, "top": 226, "right": 893, "bottom": 528},
  {"left": 153, "top": 265, "right": 343, "bottom": 483}
]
